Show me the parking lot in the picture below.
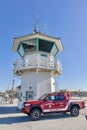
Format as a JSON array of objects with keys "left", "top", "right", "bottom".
[{"left": 0, "top": 104, "right": 87, "bottom": 130}]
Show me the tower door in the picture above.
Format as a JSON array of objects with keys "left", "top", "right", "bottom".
[{"left": 26, "top": 91, "right": 34, "bottom": 100}]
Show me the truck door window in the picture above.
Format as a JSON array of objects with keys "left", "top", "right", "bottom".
[
  {"left": 47, "top": 95, "right": 55, "bottom": 101},
  {"left": 55, "top": 95, "right": 65, "bottom": 101}
]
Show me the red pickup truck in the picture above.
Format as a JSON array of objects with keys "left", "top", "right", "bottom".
[{"left": 22, "top": 91, "right": 85, "bottom": 121}]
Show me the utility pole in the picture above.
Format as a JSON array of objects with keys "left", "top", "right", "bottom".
[{"left": 10, "top": 74, "right": 15, "bottom": 104}]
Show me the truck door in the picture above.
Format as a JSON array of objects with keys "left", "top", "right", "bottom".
[
  {"left": 54, "top": 94, "right": 68, "bottom": 111},
  {"left": 41, "top": 95, "right": 55, "bottom": 113}
]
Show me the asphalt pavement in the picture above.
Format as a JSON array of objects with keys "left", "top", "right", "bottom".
[{"left": 0, "top": 104, "right": 87, "bottom": 130}]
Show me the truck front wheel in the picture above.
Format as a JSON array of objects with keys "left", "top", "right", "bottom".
[
  {"left": 70, "top": 106, "right": 79, "bottom": 117},
  {"left": 30, "top": 108, "right": 41, "bottom": 121}
]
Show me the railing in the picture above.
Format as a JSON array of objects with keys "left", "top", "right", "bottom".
[{"left": 14, "top": 54, "right": 62, "bottom": 74}]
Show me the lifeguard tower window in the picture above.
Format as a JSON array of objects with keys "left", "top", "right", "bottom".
[
  {"left": 18, "top": 42, "right": 36, "bottom": 57},
  {"left": 22, "top": 43, "right": 36, "bottom": 53},
  {"left": 38, "top": 39, "right": 54, "bottom": 53},
  {"left": 18, "top": 44, "right": 25, "bottom": 57}
]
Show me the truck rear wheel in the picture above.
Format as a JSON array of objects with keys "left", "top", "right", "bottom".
[
  {"left": 30, "top": 108, "right": 41, "bottom": 121},
  {"left": 70, "top": 106, "right": 79, "bottom": 117}
]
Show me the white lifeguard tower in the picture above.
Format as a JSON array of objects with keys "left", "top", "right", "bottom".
[{"left": 12, "top": 25, "right": 63, "bottom": 108}]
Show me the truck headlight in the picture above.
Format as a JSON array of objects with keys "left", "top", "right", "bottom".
[{"left": 24, "top": 102, "right": 30, "bottom": 107}]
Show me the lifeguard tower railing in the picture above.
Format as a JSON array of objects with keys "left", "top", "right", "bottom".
[{"left": 14, "top": 53, "right": 62, "bottom": 76}]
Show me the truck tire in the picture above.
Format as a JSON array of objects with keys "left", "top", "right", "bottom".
[
  {"left": 30, "top": 108, "right": 41, "bottom": 121},
  {"left": 70, "top": 106, "right": 79, "bottom": 117}
]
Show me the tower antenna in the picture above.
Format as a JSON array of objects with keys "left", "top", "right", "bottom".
[
  {"left": 33, "top": 14, "right": 39, "bottom": 33},
  {"left": 43, "top": 24, "right": 47, "bottom": 34}
]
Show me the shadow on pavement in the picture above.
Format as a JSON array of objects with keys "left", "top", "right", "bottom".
[
  {"left": 41, "top": 113, "right": 72, "bottom": 121},
  {"left": 0, "top": 113, "right": 73, "bottom": 125},
  {"left": 0, "top": 116, "right": 31, "bottom": 124},
  {"left": 0, "top": 105, "right": 20, "bottom": 114},
  {"left": 85, "top": 115, "right": 87, "bottom": 120}
]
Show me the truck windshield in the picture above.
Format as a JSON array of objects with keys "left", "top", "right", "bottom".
[{"left": 38, "top": 94, "right": 48, "bottom": 100}]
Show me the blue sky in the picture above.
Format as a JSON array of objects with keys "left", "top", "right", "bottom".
[{"left": 0, "top": 0, "right": 87, "bottom": 91}]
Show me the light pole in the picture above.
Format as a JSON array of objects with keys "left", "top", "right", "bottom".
[
  {"left": 10, "top": 74, "right": 15, "bottom": 104},
  {"left": 12, "top": 75, "right": 15, "bottom": 90}
]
